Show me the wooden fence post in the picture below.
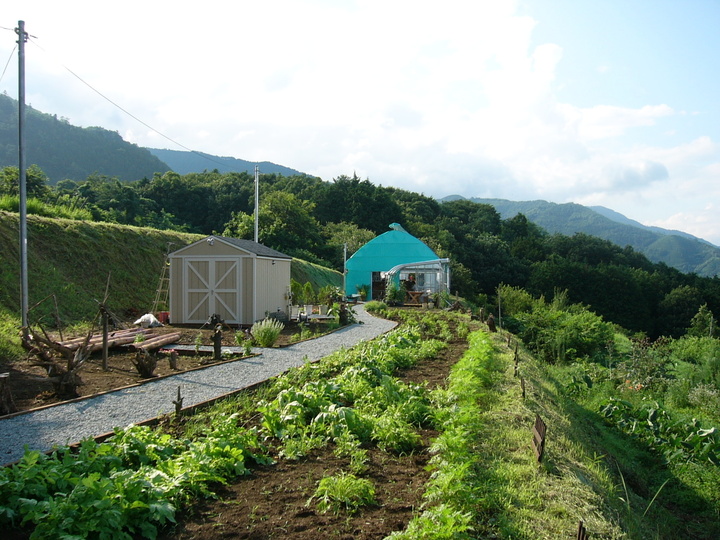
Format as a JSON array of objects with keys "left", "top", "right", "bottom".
[
  {"left": 577, "top": 520, "right": 588, "bottom": 539},
  {"left": 0, "top": 373, "right": 16, "bottom": 415},
  {"left": 173, "top": 386, "right": 184, "bottom": 417},
  {"left": 532, "top": 414, "right": 547, "bottom": 463}
]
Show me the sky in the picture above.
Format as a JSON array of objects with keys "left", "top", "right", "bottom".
[{"left": 2, "top": 0, "right": 720, "bottom": 243}]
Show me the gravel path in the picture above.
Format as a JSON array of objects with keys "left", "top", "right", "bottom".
[{"left": 0, "top": 305, "right": 396, "bottom": 466}]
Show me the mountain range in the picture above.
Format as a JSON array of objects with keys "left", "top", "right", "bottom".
[
  {"left": 443, "top": 196, "right": 720, "bottom": 277},
  {"left": 2, "top": 93, "right": 719, "bottom": 277},
  {"left": 147, "top": 148, "right": 302, "bottom": 177}
]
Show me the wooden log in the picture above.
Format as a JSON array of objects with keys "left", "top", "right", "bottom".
[
  {"left": 85, "top": 332, "right": 154, "bottom": 353},
  {"left": 58, "top": 328, "right": 149, "bottom": 350},
  {"left": 133, "top": 333, "right": 182, "bottom": 351}
]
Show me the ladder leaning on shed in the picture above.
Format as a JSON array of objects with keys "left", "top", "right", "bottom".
[{"left": 151, "top": 243, "right": 174, "bottom": 315}]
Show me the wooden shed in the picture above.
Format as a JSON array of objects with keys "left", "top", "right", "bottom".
[{"left": 168, "top": 236, "right": 292, "bottom": 325}]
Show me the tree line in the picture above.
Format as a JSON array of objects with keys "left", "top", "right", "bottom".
[{"left": 2, "top": 165, "right": 719, "bottom": 339}]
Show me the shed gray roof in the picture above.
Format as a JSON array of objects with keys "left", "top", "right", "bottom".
[{"left": 214, "top": 236, "right": 292, "bottom": 259}]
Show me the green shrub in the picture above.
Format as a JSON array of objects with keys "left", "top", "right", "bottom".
[
  {"left": 363, "top": 300, "right": 387, "bottom": 315},
  {"left": 251, "top": 318, "right": 285, "bottom": 347},
  {"left": 516, "top": 303, "right": 614, "bottom": 364}
]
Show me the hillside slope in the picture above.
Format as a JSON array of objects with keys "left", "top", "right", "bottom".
[
  {"left": 0, "top": 95, "right": 171, "bottom": 183},
  {"left": 461, "top": 197, "right": 720, "bottom": 277},
  {"left": 0, "top": 213, "right": 342, "bottom": 359}
]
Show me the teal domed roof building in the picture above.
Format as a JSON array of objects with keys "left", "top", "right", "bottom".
[{"left": 345, "top": 223, "right": 450, "bottom": 301}]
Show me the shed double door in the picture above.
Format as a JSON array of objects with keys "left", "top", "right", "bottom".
[{"left": 184, "top": 258, "right": 241, "bottom": 323}]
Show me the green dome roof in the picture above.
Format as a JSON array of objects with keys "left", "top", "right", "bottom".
[{"left": 346, "top": 224, "right": 438, "bottom": 273}]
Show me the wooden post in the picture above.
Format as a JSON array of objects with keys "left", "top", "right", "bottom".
[
  {"left": 212, "top": 324, "right": 223, "bottom": 362},
  {"left": 168, "top": 350, "right": 178, "bottom": 370},
  {"left": 0, "top": 373, "right": 17, "bottom": 415},
  {"left": 532, "top": 414, "right": 547, "bottom": 463},
  {"left": 487, "top": 313, "right": 497, "bottom": 332},
  {"left": 173, "top": 386, "right": 184, "bottom": 417},
  {"left": 577, "top": 520, "right": 588, "bottom": 540},
  {"left": 521, "top": 377, "right": 526, "bottom": 400},
  {"left": 101, "top": 306, "right": 109, "bottom": 371}
]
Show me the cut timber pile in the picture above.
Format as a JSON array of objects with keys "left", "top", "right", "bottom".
[
  {"left": 57, "top": 328, "right": 152, "bottom": 353},
  {"left": 131, "top": 333, "right": 182, "bottom": 351}
]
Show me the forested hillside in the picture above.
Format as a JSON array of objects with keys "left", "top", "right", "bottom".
[
  {"left": 464, "top": 196, "right": 720, "bottom": 277},
  {"left": 3, "top": 166, "right": 720, "bottom": 341},
  {"left": 0, "top": 94, "right": 170, "bottom": 183}
]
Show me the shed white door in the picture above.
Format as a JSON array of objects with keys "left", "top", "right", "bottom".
[{"left": 184, "top": 258, "right": 241, "bottom": 323}]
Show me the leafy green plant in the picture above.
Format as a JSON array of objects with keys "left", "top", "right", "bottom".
[
  {"left": 234, "top": 331, "right": 253, "bottom": 355},
  {"left": 251, "top": 318, "right": 285, "bottom": 347},
  {"left": 318, "top": 285, "right": 342, "bottom": 306},
  {"left": 384, "top": 281, "right": 406, "bottom": 305},
  {"left": 599, "top": 397, "right": 720, "bottom": 465},
  {"left": 356, "top": 283, "right": 369, "bottom": 300},
  {"left": 386, "top": 504, "right": 473, "bottom": 539},
  {"left": 309, "top": 472, "right": 376, "bottom": 514},
  {"left": 333, "top": 431, "right": 369, "bottom": 474},
  {"left": 364, "top": 300, "right": 388, "bottom": 316}
]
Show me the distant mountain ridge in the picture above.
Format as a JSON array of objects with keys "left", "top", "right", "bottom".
[
  {"left": 147, "top": 148, "right": 303, "bottom": 177},
  {"left": 0, "top": 94, "right": 171, "bottom": 183},
  {"left": 0, "top": 94, "right": 304, "bottom": 182},
  {"left": 446, "top": 196, "right": 720, "bottom": 277}
]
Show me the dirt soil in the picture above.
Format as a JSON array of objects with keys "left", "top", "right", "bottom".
[{"left": 2, "top": 321, "right": 319, "bottom": 414}]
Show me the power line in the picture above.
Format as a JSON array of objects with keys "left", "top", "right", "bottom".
[
  {"left": 27, "top": 36, "right": 198, "bottom": 154},
  {"left": 6, "top": 29, "right": 247, "bottom": 173},
  {"left": 0, "top": 44, "right": 15, "bottom": 86}
]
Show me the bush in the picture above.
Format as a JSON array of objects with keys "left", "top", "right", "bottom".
[
  {"left": 251, "top": 318, "right": 285, "bottom": 347},
  {"left": 516, "top": 303, "right": 614, "bottom": 364}
]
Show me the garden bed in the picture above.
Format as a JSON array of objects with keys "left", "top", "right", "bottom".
[{"left": 2, "top": 320, "right": 333, "bottom": 415}]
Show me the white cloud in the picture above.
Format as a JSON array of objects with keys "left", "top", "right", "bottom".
[{"left": 3, "top": 0, "right": 720, "bottom": 245}]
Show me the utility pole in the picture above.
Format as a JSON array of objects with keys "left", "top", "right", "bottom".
[
  {"left": 16, "top": 21, "right": 28, "bottom": 328},
  {"left": 254, "top": 165, "right": 259, "bottom": 243},
  {"left": 343, "top": 243, "right": 347, "bottom": 297}
]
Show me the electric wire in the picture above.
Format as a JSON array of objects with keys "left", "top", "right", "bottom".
[
  {"left": 0, "top": 44, "right": 15, "bottom": 86},
  {"left": 27, "top": 36, "right": 198, "bottom": 155},
  {"left": 5, "top": 27, "right": 244, "bottom": 172}
]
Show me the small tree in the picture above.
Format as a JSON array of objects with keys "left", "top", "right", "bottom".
[
  {"left": 688, "top": 304, "right": 716, "bottom": 338},
  {"left": 303, "top": 282, "right": 317, "bottom": 305}
]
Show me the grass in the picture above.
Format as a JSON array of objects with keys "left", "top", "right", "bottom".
[
  {"left": 400, "top": 327, "right": 701, "bottom": 539},
  {"left": 0, "top": 211, "right": 202, "bottom": 328}
]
